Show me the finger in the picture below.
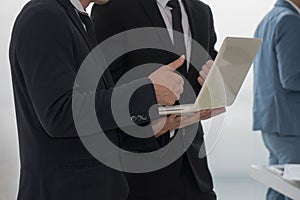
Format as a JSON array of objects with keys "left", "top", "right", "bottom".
[
  {"left": 169, "top": 88, "right": 180, "bottom": 100},
  {"left": 202, "top": 65, "right": 210, "bottom": 74},
  {"left": 197, "top": 76, "right": 205, "bottom": 85},
  {"left": 173, "top": 85, "right": 183, "bottom": 96},
  {"left": 173, "top": 83, "right": 184, "bottom": 95},
  {"left": 168, "top": 77, "right": 184, "bottom": 97},
  {"left": 167, "top": 55, "right": 185, "bottom": 71},
  {"left": 178, "top": 117, "right": 199, "bottom": 129},
  {"left": 170, "top": 114, "right": 177, "bottom": 118},
  {"left": 174, "top": 117, "right": 182, "bottom": 125},
  {"left": 211, "top": 107, "right": 226, "bottom": 117},
  {"left": 199, "top": 110, "right": 212, "bottom": 120},
  {"left": 180, "top": 113, "right": 200, "bottom": 124},
  {"left": 201, "top": 109, "right": 212, "bottom": 114},
  {"left": 175, "top": 74, "right": 184, "bottom": 86},
  {"left": 179, "top": 84, "right": 184, "bottom": 94},
  {"left": 151, "top": 117, "right": 167, "bottom": 133},
  {"left": 200, "top": 71, "right": 207, "bottom": 80},
  {"left": 167, "top": 93, "right": 178, "bottom": 105},
  {"left": 201, "top": 107, "right": 226, "bottom": 120},
  {"left": 170, "top": 117, "right": 182, "bottom": 130},
  {"left": 181, "top": 112, "right": 196, "bottom": 118},
  {"left": 168, "top": 114, "right": 177, "bottom": 122},
  {"left": 205, "top": 60, "right": 214, "bottom": 68},
  {"left": 173, "top": 112, "right": 204, "bottom": 129},
  {"left": 199, "top": 112, "right": 212, "bottom": 120},
  {"left": 168, "top": 73, "right": 184, "bottom": 87},
  {"left": 199, "top": 62, "right": 212, "bottom": 76},
  {"left": 165, "top": 116, "right": 178, "bottom": 130}
]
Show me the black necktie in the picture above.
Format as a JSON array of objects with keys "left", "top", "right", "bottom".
[
  {"left": 77, "top": 11, "right": 98, "bottom": 46},
  {"left": 167, "top": 0, "right": 187, "bottom": 76}
]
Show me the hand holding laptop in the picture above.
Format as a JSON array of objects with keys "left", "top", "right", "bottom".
[
  {"left": 152, "top": 58, "right": 225, "bottom": 137},
  {"left": 175, "top": 107, "right": 226, "bottom": 128},
  {"left": 198, "top": 60, "right": 214, "bottom": 86},
  {"left": 159, "top": 37, "right": 262, "bottom": 115},
  {"left": 152, "top": 37, "right": 262, "bottom": 136},
  {"left": 152, "top": 107, "right": 226, "bottom": 137}
]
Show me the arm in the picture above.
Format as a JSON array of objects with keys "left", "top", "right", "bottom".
[
  {"left": 275, "top": 14, "right": 300, "bottom": 91},
  {"left": 16, "top": 8, "right": 158, "bottom": 138},
  {"left": 207, "top": 6, "right": 218, "bottom": 60}
]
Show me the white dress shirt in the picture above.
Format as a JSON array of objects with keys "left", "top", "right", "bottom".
[
  {"left": 70, "top": 0, "right": 88, "bottom": 30},
  {"left": 70, "top": 0, "right": 87, "bottom": 14},
  {"left": 157, "top": 0, "right": 192, "bottom": 71},
  {"left": 157, "top": 0, "right": 191, "bottom": 138},
  {"left": 286, "top": 0, "right": 300, "bottom": 14}
]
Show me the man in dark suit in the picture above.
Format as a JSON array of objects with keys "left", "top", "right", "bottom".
[
  {"left": 9, "top": 0, "right": 187, "bottom": 199},
  {"left": 92, "top": 0, "right": 221, "bottom": 199}
]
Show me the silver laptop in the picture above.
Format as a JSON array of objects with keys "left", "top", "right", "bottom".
[{"left": 159, "top": 37, "right": 262, "bottom": 115}]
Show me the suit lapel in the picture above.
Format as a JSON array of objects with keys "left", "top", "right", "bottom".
[
  {"left": 182, "top": 0, "right": 210, "bottom": 51},
  {"left": 56, "top": 0, "right": 113, "bottom": 88},
  {"left": 138, "top": 0, "right": 174, "bottom": 51},
  {"left": 182, "top": 0, "right": 210, "bottom": 77},
  {"left": 56, "top": 0, "right": 95, "bottom": 49},
  {"left": 182, "top": 0, "right": 199, "bottom": 75},
  {"left": 182, "top": 0, "right": 198, "bottom": 43}
]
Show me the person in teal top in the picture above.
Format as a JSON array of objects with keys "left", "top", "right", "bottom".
[{"left": 254, "top": 0, "right": 300, "bottom": 199}]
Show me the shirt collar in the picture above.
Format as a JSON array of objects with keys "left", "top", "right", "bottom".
[
  {"left": 286, "top": 0, "right": 300, "bottom": 14},
  {"left": 157, "top": 0, "right": 169, "bottom": 8},
  {"left": 157, "top": 0, "right": 182, "bottom": 8},
  {"left": 70, "top": 0, "right": 87, "bottom": 14}
]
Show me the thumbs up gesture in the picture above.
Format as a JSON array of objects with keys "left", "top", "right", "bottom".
[{"left": 149, "top": 55, "right": 185, "bottom": 106}]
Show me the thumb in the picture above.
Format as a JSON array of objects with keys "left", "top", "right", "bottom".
[
  {"left": 168, "top": 114, "right": 177, "bottom": 120},
  {"left": 167, "top": 55, "right": 185, "bottom": 71}
]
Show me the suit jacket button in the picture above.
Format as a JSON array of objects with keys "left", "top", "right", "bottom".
[
  {"left": 131, "top": 116, "right": 137, "bottom": 122},
  {"left": 141, "top": 114, "right": 148, "bottom": 121},
  {"left": 137, "top": 115, "right": 143, "bottom": 121}
]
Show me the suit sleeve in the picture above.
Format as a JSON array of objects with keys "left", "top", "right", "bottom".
[
  {"left": 16, "top": 7, "right": 159, "bottom": 138},
  {"left": 207, "top": 6, "right": 218, "bottom": 59},
  {"left": 275, "top": 14, "right": 300, "bottom": 91}
]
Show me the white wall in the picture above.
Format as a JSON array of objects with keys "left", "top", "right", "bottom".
[
  {"left": 0, "top": 0, "right": 275, "bottom": 199},
  {"left": 1, "top": 1, "right": 29, "bottom": 199},
  {"left": 200, "top": 0, "right": 274, "bottom": 178}
]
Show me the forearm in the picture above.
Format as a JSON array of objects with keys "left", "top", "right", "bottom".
[{"left": 32, "top": 77, "right": 158, "bottom": 138}]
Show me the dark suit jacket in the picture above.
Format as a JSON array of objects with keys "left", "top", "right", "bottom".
[
  {"left": 91, "top": 0, "right": 218, "bottom": 197},
  {"left": 9, "top": 0, "right": 160, "bottom": 199}
]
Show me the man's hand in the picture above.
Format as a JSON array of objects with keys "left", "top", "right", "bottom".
[
  {"left": 149, "top": 56, "right": 185, "bottom": 106},
  {"left": 151, "top": 115, "right": 180, "bottom": 138},
  {"left": 198, "top": 60, "right": 214, "bottom": 85},
  {"left": 151, "top": 107, "right": 225, "bottom": 138},
  {"left": 175, "top": 107, "right": 226, "bottom": 129}
]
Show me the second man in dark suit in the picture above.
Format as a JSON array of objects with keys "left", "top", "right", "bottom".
[{"left": 92, "top": 0, "right": 222, "bottom": 199}]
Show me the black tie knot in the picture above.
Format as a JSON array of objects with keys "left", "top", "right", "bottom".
[
  {"left": 167, "top": 0, "right": 180, "bottom": 9},
  {"left": 77, "top": 11, "right": 97, "bottom": 46},
  {"left": 78, "top": 12, "right": 93, "bottom": 29},
  {"left": 167, "top": 0, "right": 187, "bottom": 76}
]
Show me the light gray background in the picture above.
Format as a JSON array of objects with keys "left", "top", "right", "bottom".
[{"left": 0, "top": 0, "right": 274, "bottom": 199}]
